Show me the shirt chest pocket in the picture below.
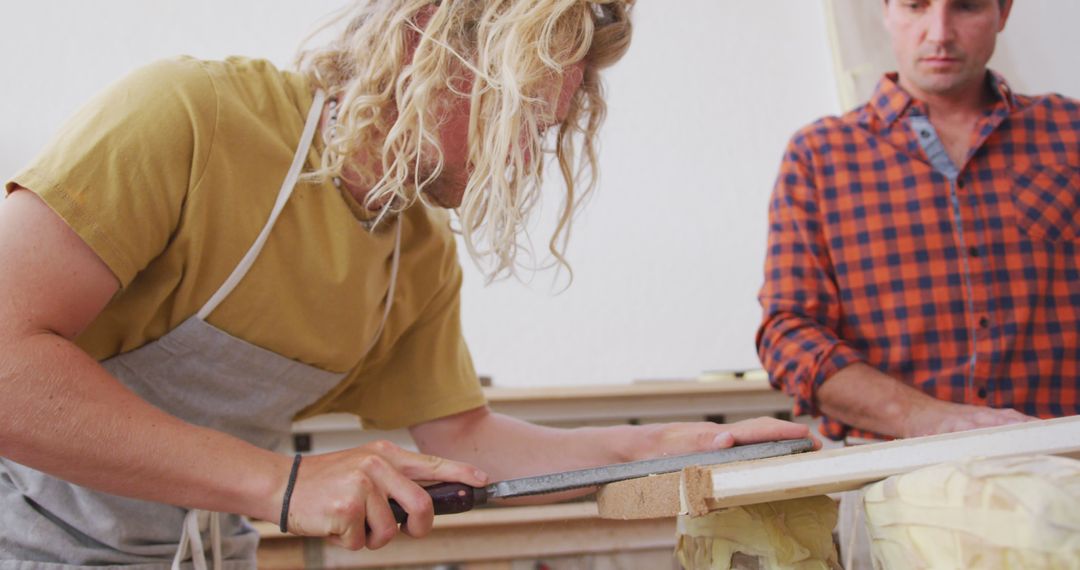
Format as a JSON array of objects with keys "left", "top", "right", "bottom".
[{"left": 1011, "top": 163, "right": 1080, "bottom": 241}]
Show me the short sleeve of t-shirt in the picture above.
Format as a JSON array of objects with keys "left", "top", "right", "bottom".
[{"left": 6, "top": 57, "right": 216, "bottom": 288}]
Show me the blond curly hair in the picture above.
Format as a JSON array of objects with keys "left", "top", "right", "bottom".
[{"left": 297, "top": 0, "right": 633, "bottom": 281}]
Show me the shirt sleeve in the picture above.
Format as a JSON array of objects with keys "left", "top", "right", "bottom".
[
  {"left": 329, "top": 259, "right": 486, "bottom": 431},
  {"left": 4, "top": 57, "right": 217, "bottom": 288},
  {"left": 756, "top": 133, "right": 866, "bottom": 421}
]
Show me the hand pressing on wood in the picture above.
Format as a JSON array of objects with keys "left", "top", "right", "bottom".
[
  {"left": 816, "top": 363, "right": 1038, "bottom": 438},
  {"left": 280, "top": 441, "right": 488, "bottom": 551},
  {"left": 902, "top": 400, "right": 1037, "bottom": 438},
  {"left": 627, "top": 416, "right": 821, "bottom": 462}
]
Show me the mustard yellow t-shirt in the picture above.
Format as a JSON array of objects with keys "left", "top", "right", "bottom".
[{"left": 5, "top": 56, "right": 486, "bottom": 429}]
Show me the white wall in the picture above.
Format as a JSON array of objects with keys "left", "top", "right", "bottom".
[
  {"left": 461, "top": 0, "right": 1080, "bottom": 388},
  {"left": 1, "top": 1, "right": 343, "bottom": 175},
  {"left": 827, "top": 0, "right": 1080, "bottom": 109},
  {"left": 2, "top": 2, "right": 1074, "bottom": 389},
  {"left": 994, "top": 1, "right": 1080, "bottom": 97},
  {"left": 458, "top": 1, "right": 838, "bottom": 386}
]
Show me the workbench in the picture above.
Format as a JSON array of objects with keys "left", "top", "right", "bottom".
[{"left": 255, "top": 502, "right": 676, "bottom": 569}]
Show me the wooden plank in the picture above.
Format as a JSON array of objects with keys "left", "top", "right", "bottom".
[
  {"left": 256, "top": 503, "right": 676, "bottom": 568},
  {"left": 257, "top": 538, "right": 307, "bottom": 570},
  {"left": 597, "top": 416, "right": 1080, "bottom": 520},
  {"left": 257, "top": 503, "right": 600, "bottom": 539}
]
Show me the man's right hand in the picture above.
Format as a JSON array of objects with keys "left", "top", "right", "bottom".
[
  {"left": 903, "top": 400, "right": 1037, "bottom": 438},
  {"left": 281, "top": 441, "right": 488, "bottom": 551}
]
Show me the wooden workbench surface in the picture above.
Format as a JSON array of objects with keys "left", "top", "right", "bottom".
[{"left": 256, "top": 502, "right": 677, "bottom": 569}]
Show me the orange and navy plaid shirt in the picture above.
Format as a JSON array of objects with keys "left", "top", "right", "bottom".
[{"left": 757, "top": 72, "right": 1080, "bottom": 440}]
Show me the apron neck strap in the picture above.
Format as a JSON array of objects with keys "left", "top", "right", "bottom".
[{"left": 197, "top": 90, "right": 327, "bottom": 320}]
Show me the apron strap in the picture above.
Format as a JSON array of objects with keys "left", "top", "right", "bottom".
[
  {"left": 171, "top": 510, "right": 222, "bottom": 570},
  {"left": 360, "top": 217, "right": 402, "bottom": 356},
  {"left": 181, "top": 91, "right": 324, "bottom": 570},
  {"left": 197, "top": 90, "right": 327, "bottom": 320}
]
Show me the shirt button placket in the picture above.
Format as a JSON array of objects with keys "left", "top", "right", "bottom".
[{"left": 974, "top": 313, "right": 992, "bottom": 402}]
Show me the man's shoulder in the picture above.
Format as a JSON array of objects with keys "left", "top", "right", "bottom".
[
  {"left": 108, "top": 56, "right": 299, "bottom": 124},
  {"left": 191, "top": 56, "right": 289, "bottom": 84},
  {"left": 1014, "top": 91, "right": 1080, "bottom": 117},
  {"left": 103, "top": 57, "right": 219, "bottom": 118},
  {"left": 187, "top": 56, "right": 305, "bottom": 103},
  {"left": 785, "top": 105, "right": 870, "bottom": 155}
]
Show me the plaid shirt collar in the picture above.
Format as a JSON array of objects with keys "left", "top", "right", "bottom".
[{"left": 866, "top": 70, "right": 1017, "bottom": 128}]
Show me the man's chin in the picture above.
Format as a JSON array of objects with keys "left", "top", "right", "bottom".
[
  {"left": 910, "top": 68, "right": 983, "bottom": 96},
  {"left": 423, "top": 186, "right": 465, "bottom": 209}
]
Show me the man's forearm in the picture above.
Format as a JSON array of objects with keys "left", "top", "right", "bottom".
[
  {"left": 411, "top": 407, "right": 635, "bottom": 479},
  {"left": 0, "top": 333, "right": 289, "bottom": 523},
  {"left": 816, "top": 362, "right": 945, "bottom": 438},
  {"left": 409, "top": 407, "right": 637, "bottom": 503},
  {"left": 409, "top": 406, "right": 816, "bottom": 503}
]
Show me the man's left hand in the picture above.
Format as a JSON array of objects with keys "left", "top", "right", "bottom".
[{"left": 627, "top": 416, "right": 820, "bottom": 462}]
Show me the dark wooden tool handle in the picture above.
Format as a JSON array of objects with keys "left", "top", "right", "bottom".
[{"left": 389, "top": 482, "right": 483, "bottom": 525}]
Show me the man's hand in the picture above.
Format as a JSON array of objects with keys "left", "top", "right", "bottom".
[
  {"left": 282, "top": 441, "right": 487, "bottom": 551},
  {"left": 628, "top": 416, "right": 821, "bottom": 461},
  {"left": 903, "top": 401, "right": 1037, "bottom": 438},
  {"left": 817, "top": 363, "right": 1039, "bottom": 439}
]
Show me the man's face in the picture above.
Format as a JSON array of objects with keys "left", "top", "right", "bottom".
[
  {"left": 883, "top": 0, "right": 1012, "bottom": 100},
  {"left": 423, "top": 62, "right": 586, "bottom": 209}
]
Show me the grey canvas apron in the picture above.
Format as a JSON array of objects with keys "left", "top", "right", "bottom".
[{"left": 0, "top": 90, "right": 402, "bottom": 570}]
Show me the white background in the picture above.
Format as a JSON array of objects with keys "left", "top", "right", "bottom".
[{"left": 2, "top": 1, "right": 1076, "bottom": 388}]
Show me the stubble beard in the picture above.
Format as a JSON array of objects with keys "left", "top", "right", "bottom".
[{"left": 418, "top": 164, "right": 469, "bottom": 209}]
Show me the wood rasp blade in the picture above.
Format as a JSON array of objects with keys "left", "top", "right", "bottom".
[{"left": 485, "top": 438, "right": 815, "bottom": 499}]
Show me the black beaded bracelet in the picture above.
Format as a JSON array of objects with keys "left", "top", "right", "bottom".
[{"left": 279, "top": 453, "right": 302, "bottom": 533}]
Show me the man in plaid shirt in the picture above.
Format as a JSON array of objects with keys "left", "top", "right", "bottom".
[{"left": 758, "top": 0, "right": 1078, "bottom": 441}]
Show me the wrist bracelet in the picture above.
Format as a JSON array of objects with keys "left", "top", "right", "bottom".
[{"left": 279, "top": 453, "right": 302, "bottom": 533}]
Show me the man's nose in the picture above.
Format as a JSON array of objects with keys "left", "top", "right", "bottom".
[{"left": 924, "top": 3, "right": 955, "bottom": 46}]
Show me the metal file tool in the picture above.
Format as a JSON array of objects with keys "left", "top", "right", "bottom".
[{"left": 389, "top": 438, "right": 816, "bottom": 523}]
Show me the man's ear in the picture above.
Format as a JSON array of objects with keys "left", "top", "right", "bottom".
[{"left": 997, "top": 0, "right": 1014, "bottom": 32}]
